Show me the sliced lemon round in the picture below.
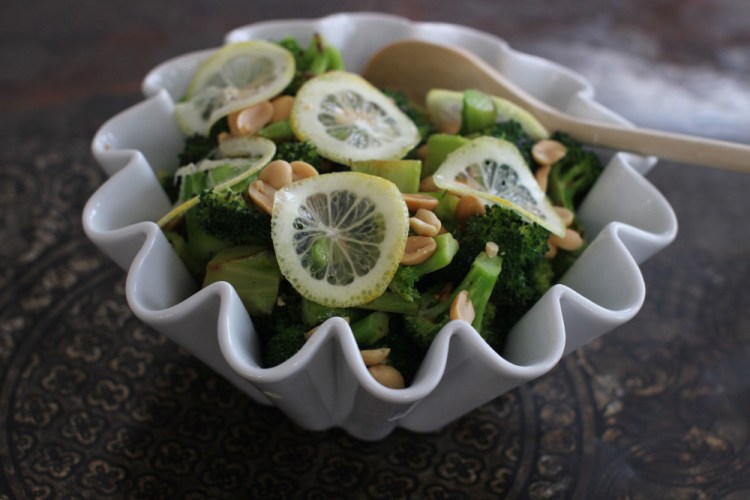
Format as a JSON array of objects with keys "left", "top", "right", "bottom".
[
  {"left": 433, "top": 136, "right": 566, "bottom": 236},
  {"left": 290, "top": 71, "right": 421, "bottom": 165},
  {"left": 271, "top": 171, "right": 409, "bottom": 307},
  {"left": 174, "top": 41, "right": 295, "bottom": 136},
  {"left": 426, "top": 89, "right": 549, "bottom": 140},
  {"left": 158, "top": 136, "right": 276, "bottom": 227}
]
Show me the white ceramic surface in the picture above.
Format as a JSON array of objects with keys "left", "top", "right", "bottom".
[{"left": 82, "top": 12, "right": 677, "bottom": 440}]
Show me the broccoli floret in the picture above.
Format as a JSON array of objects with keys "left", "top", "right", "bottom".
[
  {"left": 277, "top": 34, "right": 345, "bottom": 95},
  {"left": 547, "top": 131, "right": 604, "bottom": 216},
  {"left": 194, "top": 189, "right": 271, "bottom": 246},
  {"left": 456, "top": 205, "right": 550, "bottom": 307},
  {"left": 388, "top": 232, "right": 459, "bottom": 302},
  {"left": 264, "top": 322, "right": 307, "bottom": 367},
  {"left": 273, "top": 140, "right": 323, "bottom": 170},
  {"left": 382, "top": 89, "right": 435, "bottom": 141},
  {"left": 481, "top": 120, "right": 535, "bottom": 166},
  {"left": 178, "top": 119, "right": 229, "bottom": 165},
  {"left": 401, "top": 249, "right": 503, "bottom": 350}
]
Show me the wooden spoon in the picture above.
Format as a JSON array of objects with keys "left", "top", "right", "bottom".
[{"left": 362, "top": 40, "right": 750, "bottom": 173}]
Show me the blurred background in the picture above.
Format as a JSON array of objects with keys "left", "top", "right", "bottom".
[{"left": 2, "top": 1, "right": 749, "bottom": 498}]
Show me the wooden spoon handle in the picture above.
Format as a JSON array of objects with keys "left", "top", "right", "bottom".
[{"left": 544, "top": 113, "right": 750, "bottom": 173}]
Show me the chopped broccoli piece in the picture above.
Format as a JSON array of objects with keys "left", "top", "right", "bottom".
[
  {"left": 481, "top": 120, "right": 535, "bottom": 166},
  {"left": 547, "top": 131, "right": 604, "bottom": 217},
  {"left": 401, "top": 249, "right": 503, "bottom": 350},
  {"left": 178, "top": 119, "right": 229, "bottom": 165},
  {"left": 388, "top": 232, "right": 459, "bottom": 302},
  {"left": 277, "top": 34, "right": 345, "bottom": 95},
  {"left": 456, "top": 205, "right": 550, "bottom": 307},
  {"left": 264, "top": 322, "right": 307, "bottom": 367},
  {"left": 194, "top": 189, "right": 271, "bottom": 246},
  {"left": 351, "top": 311, "right": 390, "bottom": 346},
  {"left": 273, "top": 140, "right": 323, "bottom": 170},
  {"left": 203, "top": 245, "right": 282, "bottom": 316}
]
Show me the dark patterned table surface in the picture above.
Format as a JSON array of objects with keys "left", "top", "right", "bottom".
[{"left": 2, "top": 1, "right": 749, "bottom": 498}]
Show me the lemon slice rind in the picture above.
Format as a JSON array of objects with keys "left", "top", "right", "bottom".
[
  {"left": 174, "top": 41, "right": 295, "bottom": 136},
  {"left": 157, "top": 136, "right": 276, "bottom": 228},
  {"left": 290, "top": 71, "right": 421, "bottom": 166},
  {"left": 271, "top": 171, "right": 409, "bottom": 307},
  {"left": 426, "top": 89, "right": 549, "bottom": 140},
  {"left": 433, "top": 136, "right": 566, "bottom": 236}
]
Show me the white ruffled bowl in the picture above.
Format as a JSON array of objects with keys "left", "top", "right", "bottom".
[{"left": 82, "top": 12, "right": 677, "bottom": 440}]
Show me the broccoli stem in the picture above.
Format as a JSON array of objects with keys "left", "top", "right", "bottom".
[
  {"left": 413, "top": 233, "right": 460, "bottom": 276},
  {"left": 461, "top": 89, "right": 497, "bottom": 134},
  {"left": 424, "top": 250, "right": 503, "bottom": 331},
  {"left": 351, "top": 311, "right": 390, "bottom": 346}
]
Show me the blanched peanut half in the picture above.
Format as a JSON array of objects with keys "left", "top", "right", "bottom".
[
  {"left": 401, "top": 236, "right": 437, "bottom": 265},
  {"left": 247, "top": 179, "right": 277, "bottom": 215},
  {"left": 456, "top": 195, "right": 486, "bottom": 226},
  {"left": 361, "top": 348, "right": 390, "bottom": 367},
  {"left": 485, "top": 242, "right": 499, "bottom": 258},
  {"left": 228, "top": 101, "right": 274, "bottom": 136},
  {"left": 419, "top": 176, "right": 440, "bottom": 192},
  {"left": 270, "top": 95, "right": 294, "bottom": 123},
  {"left": 532, "top": 139, "right": 567, "bottom": 166},
  {"left": 554, "top": 206, "right": 575, "bottom": 227},
  {"left": 549, "top": 228, "right": 584, "bottom": 252},
  {"left": 290, "top": 161, "right": 319, "bottom": 181},
  {"left": 259, "top": 159, "right": 293, "bottom": 190},
  {"left": 409, "top": 208, "right": 441, "bottom": 237},
  {"left": 368, "top": 364, "right": 405, "bottom": 389},
  {"left": 545, "top": 243, "right": 558, "bottom": 259},
  {"left": 403, "top": 193, "right": 439, "bottom": 212},
  {"left": 450, "top": 290, "right": 475, "bottom": 323},
  {"left": 535, "top": 164, "right": 551, "bottom": 193}
]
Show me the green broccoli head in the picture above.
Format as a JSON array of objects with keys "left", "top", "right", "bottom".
[
  {"left": 273, "top": 140, "right": 323, "bottom": 170},
  {"left": 481, "top": 120, "right": 535, "bottom": 166},
  {"left": 458, "top": 205, "right": 550, "bottom": 306},
  {"left": 402, "top": 248, "right": 503, "bottom": 351},
  {"left": 195, "top": 189, "right": 271, "bottom": 246},
  {"left": 547, "top": 131, "right": 604, "bottom": 215}
]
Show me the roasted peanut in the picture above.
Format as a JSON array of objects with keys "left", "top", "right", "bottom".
[
  {"left": 535, "top": 164, "right": 551, "bottom": 193},
  {"left": 368, "top": 364, "right": 405, "bottom": 389},
  {"left": 228, "top": 101, "right": 274, "bottom": 136},
  {"left": 361, "top": 348, "right": 390, "bottom": 366},
  {"left": 545, "top": 242, "right": 558, "bottom": 259},
  {"left": 456, "top": 195, "right": 486, "bottom": 226},
  {"left": 532, "top": 139, "right": 567, "bottom": 166},
  {"left": 403, "top": 193, "right": 439, "bottom": 212},
  {"left": 419, "top": 176, "right": 440, "bottom": 192},
  {"left": 290, "top": 160, "right": 319, "bottom": 181},
  {"left": 259, "top": 159, "right": 293, "bottom": 190},
  {"left": 485, "top": 241, "right": 499, "bottom": 258},
  {"left": 247, "top": 179, "right": 277, "bottom": 215},
  {"left": 550, "top": 228, "right": 584, "bottom": 252},
  {"left": 401, "top": 236, "right": 437, "bottom": 265},
  {"left": 554, "top": 206, "right": 575, "bottom": 227},
  {"left": 270, "top": 95, "right": 295, "bottom": 123},
  {"left": 409, "top": 208, "right": 441, "bottom": 237},
  {"left": 450, "top": 290, "right": 475, "bottom": 323}
]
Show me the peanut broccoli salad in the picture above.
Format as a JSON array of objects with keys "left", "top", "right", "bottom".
[{"left": 157, "top": 35, "right": 603, "bottom": 388}]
